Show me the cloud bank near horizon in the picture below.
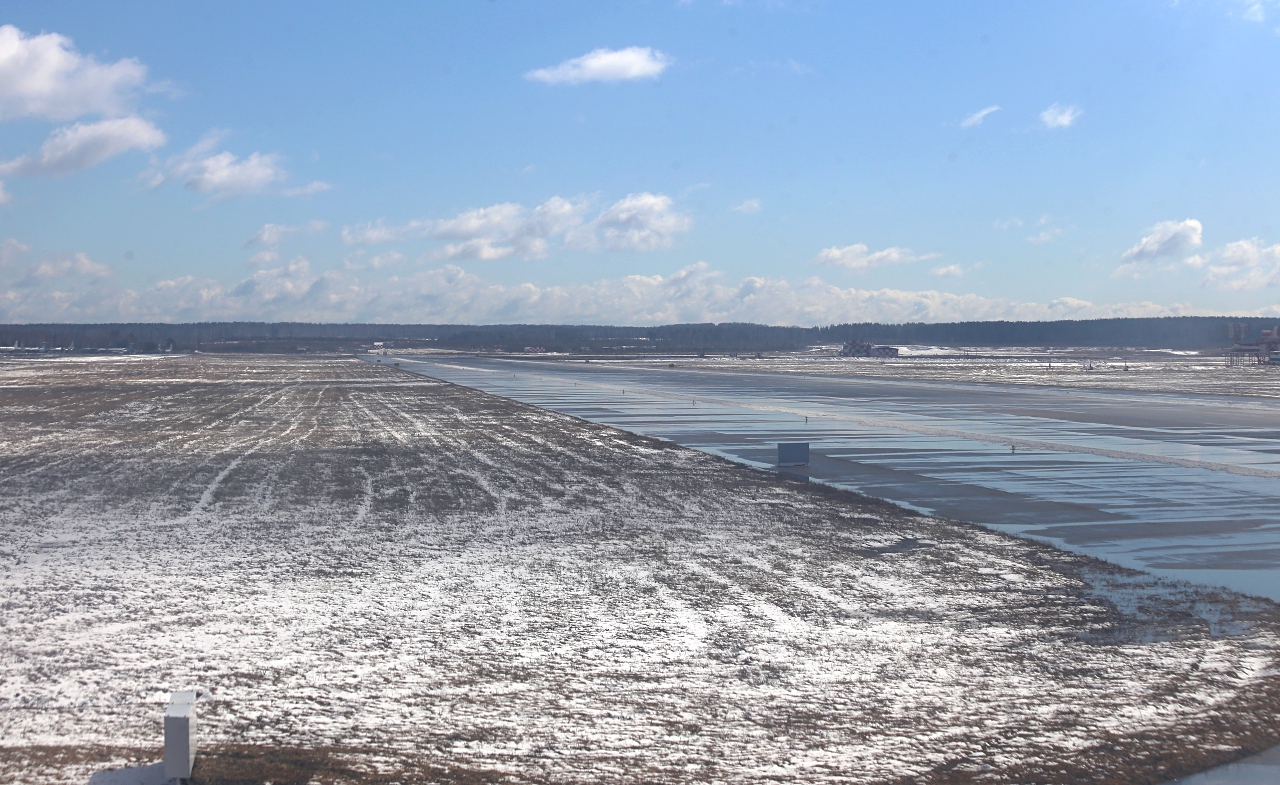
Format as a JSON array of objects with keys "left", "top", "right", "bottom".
[{"left": 0, "top": 241, "right": 1263, "bottom": 327}]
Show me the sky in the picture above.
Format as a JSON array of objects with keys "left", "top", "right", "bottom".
[{"left": 2, "top": 0, "right": 1280, "bottom": 326}]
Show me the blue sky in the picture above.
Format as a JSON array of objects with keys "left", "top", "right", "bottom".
[{"left": 2, "top": 1, "right": 1279, "bottom": 324}]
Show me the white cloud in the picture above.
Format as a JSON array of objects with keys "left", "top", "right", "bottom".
[
  {"left": 181, "top": 151, "right": 285, "bottom": 196},
  {"left": 994, "top": 217, "right": 1023, "bottom": 230},
  {"left": 344, "top": 250, "right": 408, "bottom": 271},
  {"left": 432, "top": 203, "right": 526, "bottom": 242},
  {"left": 0, "top": 25, "right": 147, "bottom": 121},
  {"left": 1122, "top": 219, "right": 1203, "bottom": 261},
  {"left": 343, "top": 198, "right": 586, "bottom": 259},
  {"left": 245, "top": 220, "right": 327, "bottom": 247},
  {"left": 366, "top": 251, "right": 405, "bottom": 270},
  {"left": 525, "top": 47, "right": 670, "bottom": 85},
  {"left": 31, "top": 252, "right": 111, "bottom": 280},
  {"left": 1187, "top": 237, "right": 1280, "bottom": 290},
  {"left": 931, "top": 264, "right": 965, "bottom": 277},
  {"left": 434, "top": 238, "right": 521, "bottom": 262},
  {"left": 344, "top": 193, "right": 689, "bottom": 258},
  {"left": 1026, "top": 228, "right": 1063, "bottom": 244},
  {"left": 0, "top": 237, "right": 29, "bottom": 265},
  {"left": 731, "top": 199, "right": 761, "bottom": 214},
  {"left": 284, "top": 180, "right": 333, "bottom": 197},
  {"left": 148, "top": 133, "right": 288, "bottom": 198},
  {"left": 0, "top": 116, "right": 165, "bottom": 177},
  {"left": 247, "top": 249, "right": 279, "bottom": 267},
  {"left": 1040, "top": 103, "right": 1082, "bottom": 129},
  {"left": 428, "top": 198, "right": 589, "bottom": 260},
  {"left": 341, "top": 220, "right": 410, "bottom": 245},
  {"left": 814, "top": 243, "right": 940, "bottom": 270},
  {"left": 226, "top": 256, "right": 323, "bottom": 305},
  {"left": 4, "top": 251, "right": 1270, "bottom": 325},
  {"left": 961, "top": 105, "right": 1000, "bottom": 128},
  {"left": 524, "top": 195, "right": 590, "bottom": 242},
  {"left": 580, "top": 192, "right": 692, "bottom": 251}
]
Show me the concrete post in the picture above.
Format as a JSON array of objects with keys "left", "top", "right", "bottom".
[{"left": 164, "top": 691, "right": 198, "bottom": 780}]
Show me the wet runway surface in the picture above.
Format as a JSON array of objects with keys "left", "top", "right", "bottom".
[{"left": 386, "top": 355, "right": 1280, "bottom": 602}]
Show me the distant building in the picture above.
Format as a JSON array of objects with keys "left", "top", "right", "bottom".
[
  {"left": 1227, "top": 323, "right": 1280, "bottom": 366},
  {"left": 839, "top": 341, "right": 899, "bottom": 358}
]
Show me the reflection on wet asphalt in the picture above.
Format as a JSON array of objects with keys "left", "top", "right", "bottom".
[{"left": 389, "top": 356, "right": 1280, "bottom": 602}]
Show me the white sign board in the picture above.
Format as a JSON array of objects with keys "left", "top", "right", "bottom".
[{"left": 164, "top": 691, "right": 197, "bottom": 779}]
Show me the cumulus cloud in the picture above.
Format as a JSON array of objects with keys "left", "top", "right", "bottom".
[
  {"left": 0, "top": 116, "right": 165, "bottom": 177},
  {"left": 30, "top": 252, "right": 111, "bottom": 281},
  {"left": 1040, "top": 103, "right": 1082, "bottom": 129},
  {"left": 226, "top": 256, "right": 323, "bottom": 304},
  {"left": 0, "top": 25, "right": 147, "bottom": 121},
  {"left": 961, "top": 105, "right": 1000, "bottom": 128},
  {"left": 931, "top": 265, "right": 965, "bottom": 277},
  {"left": 0, "top": 244, "right": 124, "bottom": 320},
  {"left": 433, "top": 238, "right": 516, "bottom": 262},
  {"left": 525, "top": 47, "right": 670, "bottom": 85},
  {"left": 430, "top": 202, "right": 528, "bottom": 260},
  {"left": 1112, "top": 219, "right": 1205, "bottom": 279},
  {"left": 245, "top": 219, "right": 327, "bottom": 247},
  {"left": 814, "top": 243, "right": 940, "bottom": 270},
  {"left": 148, "top": 133, "right": 288, "bottom": 198},
  {"left": 181, "top": 151, "right": 285, "bottom": 196},
  {"left": 1122, "top": 219, "right": 1203, "bottom": 261},
  {"left": 582, "top": 192, "right": 692, "bottom": 251},
  {"left": 247, "top": 249, "right": 279, "bottom": 268},
  {"left": 431, "top": 197, "right": 590, "bottom": 260},
  {"left": 342, "top": 198, "right": 584, "bottom": 259},
  {"left": 1187, "top": 238, "right": 1280, "bottom": 290},
  {"left": 731, "top": 199, "right": 761, "bottom": 214},
  {"left": 0, "top": 237, "right": 29, "bottom": 266},
  {"left": 343, "top": 193, "right": 690, "bottom": 259}
]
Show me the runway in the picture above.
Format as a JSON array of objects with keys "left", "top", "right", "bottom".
[{"left": 386, "top": 355, "right": 1280, "bottom": 602}]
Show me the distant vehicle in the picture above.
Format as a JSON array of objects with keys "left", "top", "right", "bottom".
[{"left": 839, "top": 340, "right": 899, "bottom": 358}]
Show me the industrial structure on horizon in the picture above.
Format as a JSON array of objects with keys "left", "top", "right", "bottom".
[
  {"left": 839, "top": 340, "right": 900, "bottom": 359},
  {"left": 1227, "top": 323, "right": 1280, "bottom": 365}
]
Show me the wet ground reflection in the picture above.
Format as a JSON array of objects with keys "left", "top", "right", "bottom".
[
  {"left": 391, "top": 355, "right": 1280, "bottom": 602},
  {"left": 385, "top": 354, "right": 1280, "bottom": 784}
]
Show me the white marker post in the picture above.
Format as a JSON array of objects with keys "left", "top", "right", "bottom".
[{"left": 164, "top": 691, "right": 198, "bottom": 782}]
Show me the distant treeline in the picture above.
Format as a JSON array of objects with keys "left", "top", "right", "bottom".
[{"left": 0, "top": 316, "right": 1253, "bottom": 353}]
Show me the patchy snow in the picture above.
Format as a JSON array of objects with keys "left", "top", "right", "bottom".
[{"left": 1, "top": 356, "right": 1279, "bottom": 784}]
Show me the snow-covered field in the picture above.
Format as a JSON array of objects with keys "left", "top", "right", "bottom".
[{"left": 2, "top": 355, "right": 1279, "bottom": 784}]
